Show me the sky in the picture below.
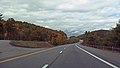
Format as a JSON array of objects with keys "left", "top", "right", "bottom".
[{"left": 0, "top": 0, "right": 120, "bottom": 36}]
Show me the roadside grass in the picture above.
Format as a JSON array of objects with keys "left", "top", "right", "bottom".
[{"left": 11, "top": 41, "right": 53, "bottom": 48}]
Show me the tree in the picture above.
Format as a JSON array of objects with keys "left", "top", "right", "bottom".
[
  {"left": 85, "top": 31, "right": 88, "bottom": 35},
  {"left": 0, "top": 14, "right": 4, "bottom": 39},
  {"left": 88, "top": 36, "right": 95, "bottom": 42},
  {"left": 113, "top": 24, "right": 120, "bottom": 47},
  {"left": 0, "top": 14, "right": 3, "bottom": 20},
  {"left": 0, "top": 17, "right": 68, "bottom": 44}
]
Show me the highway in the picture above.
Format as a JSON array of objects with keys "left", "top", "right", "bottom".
[{"left": 0, "top": 41, "right": 120, "bottom": 68}]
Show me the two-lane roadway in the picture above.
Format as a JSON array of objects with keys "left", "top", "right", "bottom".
[{"left": 0, "top": 41, "right": 119, "bottom": 68}]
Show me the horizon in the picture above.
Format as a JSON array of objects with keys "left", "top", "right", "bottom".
[{"left": 0, "top": 0, "right": 120, "bottom": 36}]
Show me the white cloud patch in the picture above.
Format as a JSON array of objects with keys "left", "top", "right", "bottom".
[
  {"left": 57, "top": 0, "right": 89, "bottom": 10},
  {"left": 0, "top": 0, "right": 120, "bottom": 36}
]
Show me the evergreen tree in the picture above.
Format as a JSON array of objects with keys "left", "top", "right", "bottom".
[{"left": 0, "top": 14, "right": 3, "bottom": 20}]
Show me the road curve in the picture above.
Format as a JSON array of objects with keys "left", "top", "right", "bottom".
[
  {"left": 0, "top": 40, "right": 46, "bottom": 60},
  {"left": 0, "top": 42, "right": 120, "bottom": 68}
]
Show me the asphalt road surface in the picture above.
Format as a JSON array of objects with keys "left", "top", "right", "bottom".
[
  {"left": 0, "top": 40, "right": 45, "bottom": 60},
  {"left": 0, "top": 41, "right": 120, "bottom": 68}
]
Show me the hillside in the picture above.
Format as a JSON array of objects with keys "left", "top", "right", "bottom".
[
  {"left": 78, "top": 24, "right": 120, "bottom": 48},
  {"left": 0, "top": 18, "right": 67, "bottom": 45},
  {"left": 78, "top": 30, "right": 110, "bottom": 39}
]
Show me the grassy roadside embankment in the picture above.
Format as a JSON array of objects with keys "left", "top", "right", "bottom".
[{"left": 11, "top": 41, "right": 53, "bottom": 48}]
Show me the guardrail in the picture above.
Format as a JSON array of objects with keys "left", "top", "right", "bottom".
[{"left": 83, "top": 44, "right": 120, "bottom": 53}]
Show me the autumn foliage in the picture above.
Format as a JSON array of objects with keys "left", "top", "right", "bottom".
[
  {"left": 79, "top": 21, "right": 120, "bottom": 48},
  {"left": 0, "top": 15, "right": 67, "bottom": 45}
]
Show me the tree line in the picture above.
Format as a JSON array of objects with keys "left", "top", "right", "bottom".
[
  {"left": 79, "top": 20, "right": 120, "bottom": 48},
  {"left": 0, "top": 14, "right": 67, "bottom": 45}
]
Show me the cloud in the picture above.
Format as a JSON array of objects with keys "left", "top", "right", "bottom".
[
  {"left": 112, "top": 24, "right": 117, "bottom": 28},
  {"left": 57, "top": 0, "right": 89, "bottom": 10},
  {"left": 0, "top": 0, "right": 120, "bottom": 36}
]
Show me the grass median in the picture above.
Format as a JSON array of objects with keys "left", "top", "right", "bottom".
[{"left": 11, "top": 41, "right": 53, "bottom": 48}]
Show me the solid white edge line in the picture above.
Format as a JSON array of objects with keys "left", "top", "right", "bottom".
[
  {"left": 42, "top": 64, "right": 49, "bottom": 68},
  {"left": 75, "top": 44, "right": 119, "bottom": 68}
]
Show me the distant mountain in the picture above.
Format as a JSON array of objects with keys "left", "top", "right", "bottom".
[{"left": 64, "top": 30, "right": 84, "bottom": 37}]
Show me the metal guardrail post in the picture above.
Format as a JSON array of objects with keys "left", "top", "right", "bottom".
[
  {"left": 112, "top": 46, "right": 113, "bottom": 52},
  {"left": 84, "top": 44, "right": 120, "bottom": 53}
]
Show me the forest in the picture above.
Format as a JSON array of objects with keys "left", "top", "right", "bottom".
[
  {"left": 1, "top": 13, "right": 119, "bottom": 47},
  {"left": 79, "top": 21, "right": 120, "bottom": 48},
  {"left": 0, "top": 14, "right": 68, "bottom": 45}
]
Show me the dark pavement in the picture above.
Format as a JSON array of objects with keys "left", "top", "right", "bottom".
[{"left": 0, "top": 40, "right": 120, "bottom": 68}]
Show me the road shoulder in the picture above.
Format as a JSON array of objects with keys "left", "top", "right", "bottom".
[{"left": 77, "top": 43, "right": 120, "bottom": 67}]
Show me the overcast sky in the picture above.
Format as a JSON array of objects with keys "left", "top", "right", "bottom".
[{"left": 0, "top": 0, "right": 120, "bottom": 36}]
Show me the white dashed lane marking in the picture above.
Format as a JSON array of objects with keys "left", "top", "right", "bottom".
[
  {"left": 42, "top": 64, "right": 49, "bottom": 68},
  {"left": 60, "top": 51, "right": 63, "bottom": 54}
]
